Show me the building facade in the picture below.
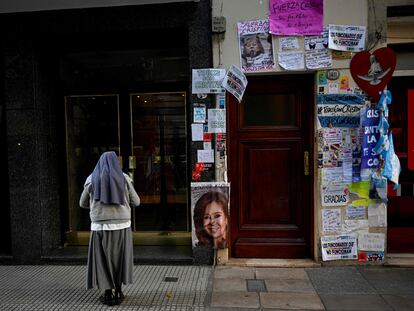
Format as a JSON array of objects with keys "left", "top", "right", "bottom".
[{"left": 1, "top": 0, "right": 413, "bottom": 265}]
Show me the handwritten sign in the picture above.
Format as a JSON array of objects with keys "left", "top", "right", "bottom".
[
  {"left": 269, "top": 0, "right": 323, "bottom": 36},
  {"left": 279, "top": 36, "right": 300, "bottom": 51},
  {"left": 305, "top": 49, "right": 332, "bottom": 69},
  {"left": 346, "top": 205, "right": 366, "bottom": 220},
  {"left": 278, "top": 51, "right": 305, "bottom": 70},
  {"left": 358, "top": 233, "right": 385, "bottom": 251},
  {"left": 322, "top": 208, "right": 341, "bottom": 233},
  {"left": 361, "top": 108, "right": 380, "bottom": 168}
]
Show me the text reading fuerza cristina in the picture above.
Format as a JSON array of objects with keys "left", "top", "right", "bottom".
[{"left": 272, "top": 1, "right": 323, "bottom": 13}]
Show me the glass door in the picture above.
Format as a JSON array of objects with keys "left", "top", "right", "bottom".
[
  {"left": 65, "top": 94, "right": 120, "bottom": 244},
  {"left": 64, "top": 92, "right": 189, "bottom": 246},
  {"left": 130, "top": 92, "right": 188, "bottom": 233}
]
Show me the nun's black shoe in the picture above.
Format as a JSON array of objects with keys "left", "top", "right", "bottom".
[
  {"left": 99, "top": 291, "right": 116, "bottom": 306},
  {"left": 114, "top": 290, "right": 125, "bottom": 304}
]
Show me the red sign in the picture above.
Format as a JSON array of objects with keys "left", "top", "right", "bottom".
[
  {"left": 350, "top": 47, "right": 396, "bottom": 103},
  {"left": 409, "top": 89, "right": 414, "bottom": 171}
]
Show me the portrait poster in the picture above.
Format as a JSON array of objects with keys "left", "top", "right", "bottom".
[
  {"left": 237, "top": 19, "right": 275, "bottom": 72},
  {"left": 269, "top": 0, "right": 323, "bottom": 36},
  {"left": 191, "top": 182, "right": 230, "bottom": 249}
]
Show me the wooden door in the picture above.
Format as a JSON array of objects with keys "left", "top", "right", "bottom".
[{"left": 228, "top": 74, "right": 314, "bottom": 258}]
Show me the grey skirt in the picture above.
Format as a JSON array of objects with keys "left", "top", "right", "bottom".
[{"left": 87, "top": 228, "right": 134, "bottom": 290}]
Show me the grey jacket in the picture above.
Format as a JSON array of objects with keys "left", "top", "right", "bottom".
[{"left": 79, "top": 173, "right": 140, "bottom": 224}]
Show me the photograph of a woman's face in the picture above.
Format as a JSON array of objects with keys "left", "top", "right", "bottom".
[{"left": 192, "top": 184, "right": 229, "bottom": 249}]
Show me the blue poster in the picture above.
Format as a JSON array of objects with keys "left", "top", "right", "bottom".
[
  {"left": 361, "top": 108, "right": 380, "bottom": 169},
  {"left": 317, "top": 94, "right": 366, "bottom": 128}
]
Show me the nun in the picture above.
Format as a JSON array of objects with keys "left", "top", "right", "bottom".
[{"left": 80, "top": 151, "right": 140, "bottom": 305}]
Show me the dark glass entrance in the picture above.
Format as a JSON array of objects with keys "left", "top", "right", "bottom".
[{"left": 65, "top": 92, "right": 189, "bottom": 245}]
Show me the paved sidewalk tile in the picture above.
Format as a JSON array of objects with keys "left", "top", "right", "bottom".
[
  {"left": 380, "top": 294, "right": 414, "bottom": 311},
  {"left": 265, "top": 279, "right": 316, "bottom": 293},
  {"left": 319, "top": 293, "right": 393, "bottom": 311},
  {"left": 0, "top": 265, "right": 211, "bottom": 311},
  {"left": 358, "top": 267, "right": 414, "bottom": 294},
  {"left": 210, "top": 291, "right": 260, "bottom": 309},
  {"left": 306, "top": 267, "right": 376, "bottom": 294},
  {"left": 260, "top": 291, "right": 325, "bottom": 310},
  {"left": 214, "top": 267, "right": 255, "bottom": 279},
  {"left": 213, "top": 278, "right": 247, "bottom": 292},
  {"left": 256, "top": 268, "right": 308, "bottom": 280}
]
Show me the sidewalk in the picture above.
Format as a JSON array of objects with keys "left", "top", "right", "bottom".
[
  {"left": 210, "top": 265, "right": 414, "bottom": 311},
  {"left": 0, "top": 264, "right": 414, "bottom": 310}
]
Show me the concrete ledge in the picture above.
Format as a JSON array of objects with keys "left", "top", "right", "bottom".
[
  {"left": 222, "top": 258, "right": 321, "bottom": 268},
  {"left": 385, "top": 253, "right": 414, "bottom": 267}
]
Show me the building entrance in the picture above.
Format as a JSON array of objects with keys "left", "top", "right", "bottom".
[
  {"left": 65, "top": 92, "right": 189, "bottom": 246},
  {"left": 228, "top": 75, "right": 314, "bottom": 258}
]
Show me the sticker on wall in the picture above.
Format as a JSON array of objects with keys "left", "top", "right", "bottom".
[
  {"left": 350, "top": 47, "right": 396, "bottom": 102},
  {"left": 327, "top": 69, "right": 340, "bottom": 81},
  {"left": 318, "top": 71, "right": 328, "bottom": 85},
  {"left": 358, "top": 251, "right": 384, "bottom": 262},
  {"left": 333, "top": 50, "right": 353, "bottom": 60},
  {"left": 194, "top": 106, "right": 206, "bottom": 123},
  {"left": 339, "top": 75, "right": 349, "bottom": 91}
]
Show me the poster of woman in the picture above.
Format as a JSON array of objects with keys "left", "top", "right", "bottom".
[
  {"left": 238, "top": 19, "right": 275, "bottom": 72},
  {"left": 191, "top": 182, "right": 230, "bottom": 249}
]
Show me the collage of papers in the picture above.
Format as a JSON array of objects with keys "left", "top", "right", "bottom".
[
  {"left": 237, "top": 0, "right": 366, "bottom": 73},
  {"left": 316, "top": 68, "right": 388, "bottom": 262}
]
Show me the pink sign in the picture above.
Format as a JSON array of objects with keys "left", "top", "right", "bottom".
[{"left": 269, "top": 0, "right": 324, "bottom": 36}]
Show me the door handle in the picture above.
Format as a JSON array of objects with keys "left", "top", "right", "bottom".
[
  {"left": 304, "top": 151, "right": 309, "bottom": 176},
  {"left": 129, "top": 155, "right": 136, "bottom": 169}
]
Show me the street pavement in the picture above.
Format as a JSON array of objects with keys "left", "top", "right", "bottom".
[{"left": 0, "top": 264, "right": 414, "bottom": 310}]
